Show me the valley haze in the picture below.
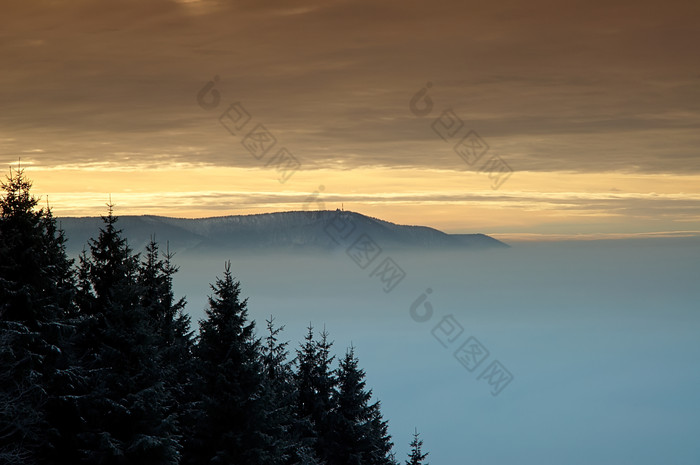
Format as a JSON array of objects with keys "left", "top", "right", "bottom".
[{"left": 56, "top": 209, "right": 700, "bottom": 465}]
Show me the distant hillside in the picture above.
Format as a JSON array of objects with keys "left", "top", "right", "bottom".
[{"left": 58, "top": 210, "right": 508, "bottom": 254}]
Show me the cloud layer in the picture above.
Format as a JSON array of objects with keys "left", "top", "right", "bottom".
[{"left": 2, "top": 0, "right": 699, "bottom": 173}]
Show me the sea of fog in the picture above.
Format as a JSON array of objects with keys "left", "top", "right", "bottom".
[{"left": 166, "top": 238, "right": 699, "bottom": 465}]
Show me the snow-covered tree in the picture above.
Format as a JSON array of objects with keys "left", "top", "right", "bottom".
[
  {"left": 70, "top": 205, "right": 179, "bottom": 464},
  {"left": 0, "top": 168, "right": 75, "bottom": 464},
  {"left": 186, "top": 262, "right": 279, "bottom": 465}
]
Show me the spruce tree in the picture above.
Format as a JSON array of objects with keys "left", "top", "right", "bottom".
[
  {"left": 69, "top": 204, "right": 179, "bottom": 464},
  {"left": 0, "top": 169, "right": 75, "bottom": 464},
  {"left": 187, "top": 262, "right": 277, "bottom": 465},
  {"left": 294, "top": 325, "right": 336, "bottom": 464},
  {"left": 366, "top": 401, "right": 396, "bottom": 465},
  {"left": 139, "top": 238, "right": 195, "bottom": 462},
  {"left": 260, "top": 316, "right": 297, "bottom": 464},
  {"left": 0, "top": 322, "right": 45, "bottom": 465},
  {"left": 138, "top": 238, "right": 193, "bottom": 391},
  {"left": 406, "top": 429, "right": 428, "bottom": 465},
  {"left": 0, "top": 168, "right": 73, "bottom": 323},
  {"left": 329, "top": 347, "right": 395, "bottom": 465}
]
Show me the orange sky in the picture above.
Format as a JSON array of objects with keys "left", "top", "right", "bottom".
[{"left": 2, "top": 0, "right": 699, "bottom": 238}]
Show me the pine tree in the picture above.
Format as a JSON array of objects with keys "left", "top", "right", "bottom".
[
  {"left": 186, "top": 262, "right": 277, "bottom": 465},
  {"left": 77, "top": 203, "right": 140, "bottom": 313},
  {"left": 366, "top": 400, "right": 396, "bottom": 465},
  {"left": 260, "top": 316, "right": 297, "bottom": 464},
  {"left": 0, "top": 168, "right": 74, "bottom": 323},
  {"left": 139, "top": 238, "right": 195, "bottom": 462},
  {"left": 328, "top": 347, "right": 395, "bottom": 465},
  {"left": 139, "top": 238, "right": 188, "bottom": 329},
  {"left": 138, "top": 238, "right": 193, "bottom": 387},
  {"left": 68, "top": 204, "right": 179, "bottom": 464},
  {"left": 293, "top": 325, "right": 337, "bottom": 464},
  {"left": 0, "top": 168, "right": 75, "bottom": 464},
  {"left": 0, "top": 321, "right": 45, "bottom": 465},
  {"left": 406, "top": 429, "right": 428, "bottom": 465},
  {"left": 261, "top": 317, "right": 290, "bottom": 392}
]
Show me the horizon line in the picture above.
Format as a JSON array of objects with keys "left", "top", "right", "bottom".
[{"left": 54, "top": 210, "right": 700, "bottom": 243}]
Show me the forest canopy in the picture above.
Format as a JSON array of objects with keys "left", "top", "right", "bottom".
[{"left": 0, "top": 169, "right": 429, "bottom": 465}]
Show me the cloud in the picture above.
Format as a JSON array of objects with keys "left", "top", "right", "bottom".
[
  {"left": 1, "top": 0, "right": 699, "bottom": 174},
  {"left": 0, "top": 0, "right": 700, "bottom": 181}
]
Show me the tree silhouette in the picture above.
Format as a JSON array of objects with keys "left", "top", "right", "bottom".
[
  {"left": 0, "top": 168, "right": 75, "bottom": 464},
  {"left": 0, "top": 171, "right": 433, "bottom": 465},
  {"left": 71, "top": 205, "right": 179, "bottom": 464},
  {"left": 406, "top": 429, "right": 428, "bottom": 465},
  {"left": 294, "top": 325, "right": 337, "bottom": 463},
  {"left": 187, "top": 262, "right": 279, "bottom": 465},
  {"left": 329, "top": 346, "right": 395, "bottom": 465}
]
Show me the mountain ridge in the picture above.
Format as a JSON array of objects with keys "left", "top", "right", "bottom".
[{"left": 57, "top": 210, "right": 509, "bottom": 254}]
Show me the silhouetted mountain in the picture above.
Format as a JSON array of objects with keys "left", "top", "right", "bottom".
[{"left": 58, "top": 210, "right": 508, "bottom": 254}]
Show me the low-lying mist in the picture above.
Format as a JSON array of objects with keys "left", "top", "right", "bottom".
[{"left": 149, "top": 238, "right": 700, "bottom": 465}]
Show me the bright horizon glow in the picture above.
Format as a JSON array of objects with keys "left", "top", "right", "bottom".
[{"left": 10, "top": 163, "right": 700, "bottom": 241}]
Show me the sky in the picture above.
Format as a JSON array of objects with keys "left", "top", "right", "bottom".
[
  {"left": 2, "top": 3, "right": 698, "bottom": 462},
  {"left": 1, "top": 0, "right": 700, "bottom": 238}
]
